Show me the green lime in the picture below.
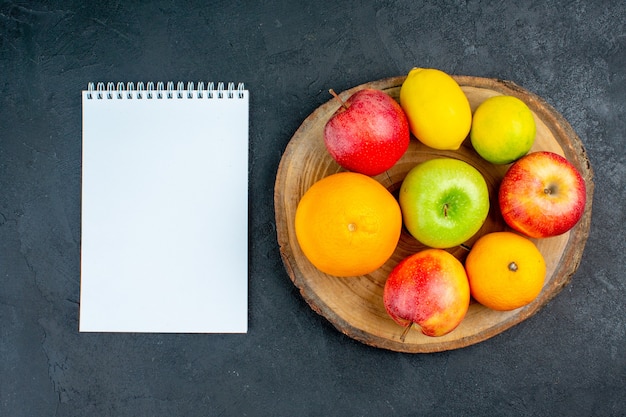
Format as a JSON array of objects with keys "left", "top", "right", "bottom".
[{"left": 470, "top": 95, "right": 536, "bottom": 164}]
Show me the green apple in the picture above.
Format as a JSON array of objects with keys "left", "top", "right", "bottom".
[{"left": 399, "top": 158, "right": 489, "bottom": 248}]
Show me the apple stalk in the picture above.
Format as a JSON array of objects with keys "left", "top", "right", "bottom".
[
  {"left": 328, "top": 89, "right": 349, "bottom": 111},
  {"left": 400, "top": 322, "right": 414, "bottom": 342}
]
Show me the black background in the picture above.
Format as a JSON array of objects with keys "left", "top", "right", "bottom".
[{"left": 2, "top": 1, "right": 625, "bottom": 416}]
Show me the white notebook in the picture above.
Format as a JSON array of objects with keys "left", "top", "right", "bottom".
[{"left": 80, "top": 81, "right": 249, "bottom": 333}]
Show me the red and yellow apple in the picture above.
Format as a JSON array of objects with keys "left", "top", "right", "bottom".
[
  {"left": 323, "top": 88, "right": 410, "bottom": 176},
  {"left": 383, "top": 249, "right": 470, "bottom": 338},
  {"left": 499, "top": 151, "right": 587, "bottom": 238}
]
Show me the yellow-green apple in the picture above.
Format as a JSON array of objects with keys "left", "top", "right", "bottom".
[
  {"left": 323, "top": 88, "right": 410, "bottom": 176},
  {"left": 399, "top": 158, "right": 490, "bottom": 248},
  {"left": 499, "top": 151, "right": 586, "bottom": 238},
  {"left": 383, "top": 249, "right": 470, "bottom": 338}
]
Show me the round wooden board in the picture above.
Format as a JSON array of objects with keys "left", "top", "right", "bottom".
[{"left": 274, "top": 75, "right": 594, "bottom": 353}]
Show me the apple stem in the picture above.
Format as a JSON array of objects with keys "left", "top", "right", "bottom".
[
  {"left": 329, "top": 89, "right": 349, "bottom": 110},
  {"left": 544, "top": 183, "right": 559, "bottom": 195},
  {"left": 400, "top": 322, "right": 413, "bottom": 342}
]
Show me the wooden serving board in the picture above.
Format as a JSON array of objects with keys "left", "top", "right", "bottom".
[{"left": 274, "top": 75, "right": 594, "bottom": 353}]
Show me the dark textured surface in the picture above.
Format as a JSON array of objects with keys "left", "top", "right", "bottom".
[{"left": 1, "top": 1, "right": 625, "bottom": 415}]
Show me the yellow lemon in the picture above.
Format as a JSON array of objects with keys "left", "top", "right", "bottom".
[
  {"left": 470, "top": 95, "right": 536, "bottom": 164},
  {"left": 399, "top": 68, "right": 472, "bottom": 150}
]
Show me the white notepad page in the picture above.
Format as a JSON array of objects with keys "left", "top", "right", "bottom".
[{"left": 80, "top": 82, "right": 248, "bottom": 333}]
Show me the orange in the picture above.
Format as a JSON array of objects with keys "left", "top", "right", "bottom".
[
  {"left": 465, "top": 231, "right": 546, "bottom": 311},
  {"left": 294, "top": 172, "right": 402, "bottom": 277}
]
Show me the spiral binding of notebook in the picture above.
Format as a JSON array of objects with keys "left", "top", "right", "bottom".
[{"left": 85, "top": 81, "right": 246, "bottom": 100}]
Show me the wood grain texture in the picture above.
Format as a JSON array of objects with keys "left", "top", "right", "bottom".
[{"left": 274, "top": 76, "right": 594, "bottom": 353}]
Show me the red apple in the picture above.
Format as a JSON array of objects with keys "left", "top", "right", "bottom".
[
  {"left": 323, "top": 88, "right": 410, "bottom": 176},
  {"left": 499, "top": 151, "right": 587, "bottom": 238},
  {"left": 383, "top": 249, "right": 470, "bottom": 338}
]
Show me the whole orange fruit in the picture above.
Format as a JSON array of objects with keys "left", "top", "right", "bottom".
[
  {"left": 295, "top": 172, "right": 402, "bottom": 277},
  {"left": 465, "top": 231, "right": 546, "bottom": 311}
]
